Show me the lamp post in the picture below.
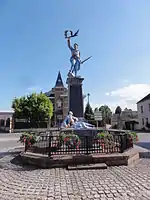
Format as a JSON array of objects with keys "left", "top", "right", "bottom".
[{"left": 87, "top": 93, "right": 90, "bottom": 104}]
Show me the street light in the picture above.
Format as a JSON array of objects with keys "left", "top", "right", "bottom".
[{"left": 87, "top": 93, "right": 90, "bottom": 104}]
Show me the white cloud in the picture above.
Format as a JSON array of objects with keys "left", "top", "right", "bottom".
[
  {"left": 105, "top": 92, "right": 109, "bottom": 96},
  {"left": 105, "top": 84, "right": 150, "bottom": 111}
]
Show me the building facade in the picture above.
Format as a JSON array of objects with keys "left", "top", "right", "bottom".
[
  {"left": 0, "top": 111, "right": 14, "bottom": 133},
  {"left": 111, "top": 108, "right": 139, "bottom": 130},
  {"left": 137, "top": 94, "right": 150, "bottom": 130},
  {"left": 45, "top": 71, "right": 68, "bottom": 126}
]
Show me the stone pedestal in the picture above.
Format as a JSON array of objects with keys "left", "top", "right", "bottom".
[{"left": 67, "top": 76, "right": 84, "bottom": 118}]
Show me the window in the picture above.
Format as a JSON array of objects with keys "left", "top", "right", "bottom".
[
  {"left": 141, "top": 105, "right": 143, "bottom": 113},
  {"left": 142, "top": 118, "right": 144, "bottom": 125},
  {"left": 149, "top": 104, "right": 150, "bottom": 112}
]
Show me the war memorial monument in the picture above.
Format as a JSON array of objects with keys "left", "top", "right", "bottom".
[{"left": 61, "top": 30, "right": 93, "bottom": 129}]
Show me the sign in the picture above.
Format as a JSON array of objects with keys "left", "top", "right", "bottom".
[
  {"left": 94, "top": 111, "right": 102, "bottom": 121},
  {"left": 57, "top": 115, "right": 63, "bottom": 120}
]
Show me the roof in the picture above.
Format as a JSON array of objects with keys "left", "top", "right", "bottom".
[
  {"left": 137, "top": 93, "right": 150, "bottom": 104},
  {"left": 55, "top": 71, "right": 64, "bottom": 87},
  {"left": 0, "top": 110, "right": 14, "bottom": 113}
]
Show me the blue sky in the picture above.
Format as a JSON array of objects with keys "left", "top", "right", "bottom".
[{"left": 0, "top": 0, "right": 150, "bottom": 111}]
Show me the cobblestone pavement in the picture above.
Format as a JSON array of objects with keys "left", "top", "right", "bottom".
[{"left": 0, "top": 155, "right": 150, "bottom": 200}]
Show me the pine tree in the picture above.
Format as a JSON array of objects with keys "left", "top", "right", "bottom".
[{"left": 84, "top": 103, "right": 94, "bottom": 120}]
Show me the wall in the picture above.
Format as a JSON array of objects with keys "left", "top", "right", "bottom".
[{"left": 137, "top": 99, "right": 150, "bottom": 129}]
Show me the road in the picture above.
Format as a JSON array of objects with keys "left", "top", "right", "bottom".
[
  {"left": 0, "top": 133, "right": 22, "bottom": 152},
  {"left": 136, "top": 132, "right": 150, "bottom": 149}
]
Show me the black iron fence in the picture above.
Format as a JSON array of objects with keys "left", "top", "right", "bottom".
[{"left": 27, "top": 130, "right": 132, "bottom": 156}]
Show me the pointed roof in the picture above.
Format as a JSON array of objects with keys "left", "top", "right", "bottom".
[
  {"left": 137, "top": 93, "right": 150, "bottom": 104},
  {"left": 55, "top": 71, "right": 64, "bottom": 87}
]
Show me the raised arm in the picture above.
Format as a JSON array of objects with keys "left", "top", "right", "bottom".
[{"left": 67, "top": 38, "right": 72, "bottom": 49}]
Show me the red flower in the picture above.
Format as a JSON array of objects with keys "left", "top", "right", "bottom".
[
  {"left": 28, "top": 142, "right": 31, "bottom": 146},
  {"left": 101, "top": 143, "right": 105, "bottom": 148},
  {"left": 64, "top": 137, "right": 70, "bottom": 142},
  {"left": 24, "top": 138, "right": 26, "bottom": 143}
]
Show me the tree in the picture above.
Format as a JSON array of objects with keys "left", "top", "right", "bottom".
[
  {"left": 99, "top": 105, "right": 112, "bottom": 124},
  {"left": 94, "top": 107, "right": 99, "bottom": 112},
  {"left": 115, "top": 106, "right": 122, "bottom": 129},
  {"left": 12, "top": 92, "right": 53, "bottom": 127},
  {"left": 84, "top": 103, "right": 94, "bottom": 120},
  {"left": 115, "top": 106, "right": 122, "bottom": 115}
]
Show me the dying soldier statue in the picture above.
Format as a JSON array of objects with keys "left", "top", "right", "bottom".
[
  {"left": 61, "top": 111, "right": 95, "bottom": 129},
  {"left": 62, "top": 111, "right": 78, "bottom": 128}
]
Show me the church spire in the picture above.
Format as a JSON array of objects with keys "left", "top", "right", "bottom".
[{"left": 55, "top": 71, "right": 64, "bottom": 87}]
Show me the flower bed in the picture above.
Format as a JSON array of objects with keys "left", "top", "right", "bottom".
[
  {"left": 60, "top": 133, "right": 81, "bottom": 149},
  {"left": 19, "top": 132, "right": 39, "bottom": 152},
  {"left": 126, "top": 131, "right": 138, "bottom": 148},
  {"left": 94, "top": 132, "right": 115, "bottom": 147},
  {"left": 128, "top": 131, "right": 138, "bottom": 143}
]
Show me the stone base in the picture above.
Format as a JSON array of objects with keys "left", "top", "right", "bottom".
[
  {"left": 19, "top": 146, "right": 147, "bottom": 169},
  {"left": 67, "top": 76, "right": 84, "bottom": 118}
]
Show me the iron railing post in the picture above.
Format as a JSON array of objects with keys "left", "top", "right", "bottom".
[
  {"left": 120, "top": 134, "right": 124, "bottom": 153},
  {"left": 48, "top": 135, "right": 52, "bottom": 157},
  {"left": 120, "top": 133, "right": 128, "bottom": 153},
  {"left": 86, "top": 136, "right": 89, "bottom": 155},
  {"left": 124, "top": 133, "right": 127, "bottom": 150}
]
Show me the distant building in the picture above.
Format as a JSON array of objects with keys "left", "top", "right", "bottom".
[
  {"left": 137, "top": 93, "right": 150, "bottom": 130},
  {"left": 111, "top": 108, "right": 139, "bottom": 130},
  {"left": 45, "top": 71, "right": 68, "bottom": 126},
  {"left": 0, "top": 110, "right": 14, "bottom": 133}
]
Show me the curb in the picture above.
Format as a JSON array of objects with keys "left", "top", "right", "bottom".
[
  {"left": 134, "top": 145, "right": 150, "bottom": 158},
  {"left": 139, "top": 151, "right": 150, "bottom": 158}
]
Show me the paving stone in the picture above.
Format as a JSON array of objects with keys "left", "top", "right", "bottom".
[{"left": 0, "top": 156, "right": 150, "bottom": 199}]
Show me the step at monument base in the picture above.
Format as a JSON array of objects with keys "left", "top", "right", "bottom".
[{"left": 67, "top": 163, "right": 107, "bottom": 170}]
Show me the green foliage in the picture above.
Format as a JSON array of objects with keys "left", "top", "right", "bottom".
[
  {"left": 94, "top": 107, "right": 99, "bottom": 112},
  {"left": 96, "top": 132, "right": 105, "bottom": 139},
  {"left": 128, "top": 131, "right": 138, "bottom": 142},
  {"left": 84, "top": 103, "right": 94, "bottom": 120},
  {"left": 96, "top": 132, "right": 113, "bottom": 140},
  {"left": 12, "top": 92, "right": 53, "bottom": 124},
  {"left": 19, "top": 132, "right": 39, "bottom": 146},
  {"left": 99, "top": 105, "right": 112, "bottom": 124},
  {"left": 95, "top": 132, "right": 114, "bottom": 148},
  {"left": 115, "top": 106, "right": 122, "bottom": 115}
]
